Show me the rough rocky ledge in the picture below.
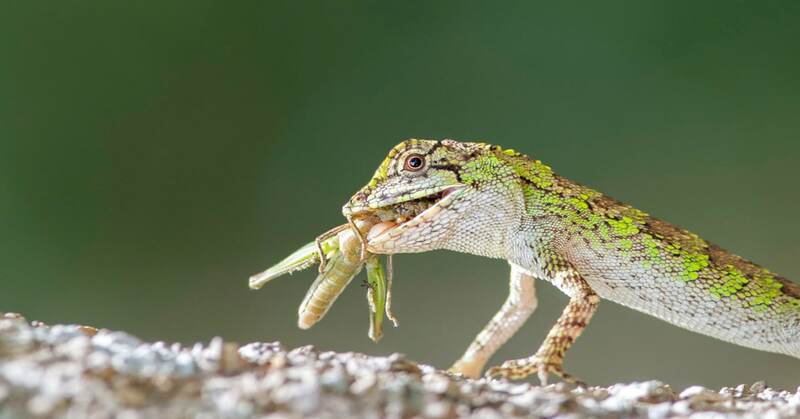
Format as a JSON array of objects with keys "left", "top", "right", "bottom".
[{"left": 1, "top": 313, "right": 799, "bottom": 418}]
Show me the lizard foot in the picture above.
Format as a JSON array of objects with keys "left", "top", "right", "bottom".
[
  {"left": 447, "top": 359, "right": 482, "bottom": 379},
  {"left": 485, "top": 356, "right": 584, "bottom": 386}
]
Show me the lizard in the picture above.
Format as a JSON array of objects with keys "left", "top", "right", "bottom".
[{"left": 340, "top": 138, "right": 800, "bottom": 384}]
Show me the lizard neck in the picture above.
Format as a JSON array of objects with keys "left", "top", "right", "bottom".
[{"left": 439, "top": 179, "right": 528, "bottom": 260}]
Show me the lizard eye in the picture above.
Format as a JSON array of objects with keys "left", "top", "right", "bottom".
[{"left": 403, "top": 154, "right": 426, "bottom": 172}]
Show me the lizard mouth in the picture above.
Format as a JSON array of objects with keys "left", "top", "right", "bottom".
[{"left": 361, "top": 185, "right": 465, "bottom": 246}]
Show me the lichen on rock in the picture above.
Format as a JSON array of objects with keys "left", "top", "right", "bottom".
[{"left": 1, "top": 312, "right": 799, "bottom": 418}]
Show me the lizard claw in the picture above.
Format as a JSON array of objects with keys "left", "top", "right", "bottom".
[
  {"left": 448, "top": 359, "right": 482, "bottom": 379},
  {"left": 485, "top": 356, "right": 584, "bottom": 386}
]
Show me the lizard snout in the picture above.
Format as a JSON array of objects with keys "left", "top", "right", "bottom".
[{"left": 342, "top": 191, "right": 370, "bottom": 217}]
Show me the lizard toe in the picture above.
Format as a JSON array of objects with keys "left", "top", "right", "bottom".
[{"left": 485, "top": 356, "right": 583, "bottom": 386}]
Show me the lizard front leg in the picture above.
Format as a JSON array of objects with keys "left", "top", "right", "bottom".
[
  {"left": 487, "top": 265, "right": 598, "bottom": 385},
  {"left": 449, "top": 265, "right": 538, "bottom": 378}
]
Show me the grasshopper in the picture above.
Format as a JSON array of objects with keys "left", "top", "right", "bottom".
[{"left": 249, "top": 219, "right": 398, "bottom": 341}]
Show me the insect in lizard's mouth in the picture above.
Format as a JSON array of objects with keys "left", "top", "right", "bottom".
[
  {"left": 349, "top": 185, "right": 466, "bottom": 246},
  {"left": 376, "top": 190, "right": 445, "bottom": 220}
]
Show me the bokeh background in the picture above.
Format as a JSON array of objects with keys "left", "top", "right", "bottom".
[{"left": 2, "top": 2, "right": 799, "bottom": 390}]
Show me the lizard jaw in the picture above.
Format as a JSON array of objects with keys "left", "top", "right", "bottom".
[
  {"left": 363, "top": 185, "right": 466, "bottom": 253},
  {"left": 342, "top": 184, "right": 462, "bottom": 218}
]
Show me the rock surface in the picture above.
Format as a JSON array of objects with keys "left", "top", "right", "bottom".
[{"left": 1, "top": 313, "right": 799, "bottom": 418}]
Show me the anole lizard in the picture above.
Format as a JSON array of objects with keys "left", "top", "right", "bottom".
[{"left": 341, "top": 138, "right": 800, "bottom": 384}]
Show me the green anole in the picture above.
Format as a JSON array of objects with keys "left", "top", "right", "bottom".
[{"left": 338, "top": 138, "right": 800, "bottom": 384}]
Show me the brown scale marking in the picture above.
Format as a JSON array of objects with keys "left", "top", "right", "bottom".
[
  {"left": 589, "top": 196, "right": 626, "bottom": 218},
  {"left": 707, "top": 244, "right": 770, "bottom": 276},
  {"left": 705, "top": 244, "right": 800, "bottom": 299},
  {"left": 641, "top": 217, "right": 709, "bottom": 252},
  {"left": 444, "top": 139, "right": 486, "bottom": 158},
  {"left": 562, "top": 320, "right": 588, "bottom": 328},
  {"left": 776, "top": 275, "right": 800, "bottom": 300}
]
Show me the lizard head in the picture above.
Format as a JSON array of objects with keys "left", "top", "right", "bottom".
[{"left": 342, "top": 139, "right": 524, "bottom": 256}]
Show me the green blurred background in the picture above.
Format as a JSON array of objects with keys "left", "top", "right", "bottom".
[{"left": 2, "top": 1, "right": 799, "bottom": 389}]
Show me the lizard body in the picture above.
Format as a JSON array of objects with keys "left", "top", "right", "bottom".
[{"left": 342, "top": 139, "right": 800, "bottom": 383}]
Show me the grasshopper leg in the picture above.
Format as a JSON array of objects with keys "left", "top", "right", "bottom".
[
  {"left": 385, "top": 255, "right": 399, "bottom": 327},
  {"left": 346, "top": 215, "right": 368, "bottom": 264},
  {"left": 315, "top": 224, "right": 350, "bottom": 273}
]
